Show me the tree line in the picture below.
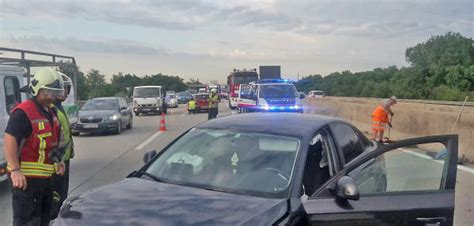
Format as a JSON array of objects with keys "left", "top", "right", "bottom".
[
  {"left": 295, "top": 32, "right": 474, "bottom": 101},
  {"left": 58, "top": 65, "right": 193, "bottom": 100}
]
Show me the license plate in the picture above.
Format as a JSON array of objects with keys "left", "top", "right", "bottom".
[
  {"left": 142, "top": 108, "right": 151, "bottom": 112},
  {"left": 83, "top": 123, "right": 99, "bottom": 128}
]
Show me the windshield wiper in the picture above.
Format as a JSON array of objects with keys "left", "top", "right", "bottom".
[{"left": 134, "top": 171, "right": 164, "bottom": 183}]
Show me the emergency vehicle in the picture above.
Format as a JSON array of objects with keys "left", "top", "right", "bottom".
[{"left": 238, "top": 79, "right": 305, "bottom": 113}]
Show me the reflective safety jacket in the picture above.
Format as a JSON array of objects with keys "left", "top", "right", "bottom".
[
  {"left": 12, "top": 99, "right": 60, "bottom": 178},
  {"left": 371, "top": 104, "right": 389, "bottom": 123},
  {"left": 52, "top": 104, "right": 74, "bottom": 161},
  {"left": 208, "top": 94, "right": 219, "bottom": 108},
  {"left": 188, "top": 100, "right": 196, "bottom": 110}
]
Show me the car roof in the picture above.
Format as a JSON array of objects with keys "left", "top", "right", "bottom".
[{"left": 197, "top": 113, "right": 342, "bottom": 137}]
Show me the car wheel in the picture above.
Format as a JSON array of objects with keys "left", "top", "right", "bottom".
[
  {"left": 114, "top": 121, "right": 122, "bottom": 135},
  {"left": 126, "top": 116, "right": 133, "bottom": 129}
]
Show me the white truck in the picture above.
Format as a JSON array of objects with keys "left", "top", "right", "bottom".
[
  {"left": 133, "top": 86, "right": 167, "bottom": 116},
  {"left": 0, "top": 66, "right": 27, "bottom": 182}
]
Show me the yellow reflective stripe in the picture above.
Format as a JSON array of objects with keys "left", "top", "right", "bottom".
[
  {"left": 21, "top": 162, "right": 55, "bottom": 171},
  {"left": 38, "top": 121, "right": 45, "bottom": 130},
  {"left": 36, "top": 132, "right": 52, "bottom": 164},
  {"left": 37, "top": 132, "right": 52, "bottom": 139},
  {"left": 21, "top": 169, "right": 53, "bottom": 177}
]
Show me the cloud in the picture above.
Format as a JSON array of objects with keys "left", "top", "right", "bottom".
[{"left": 2, "top": 36, "right": 167, "bottom": 55}]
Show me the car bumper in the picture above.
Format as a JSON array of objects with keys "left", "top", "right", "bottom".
[
  {"left": 245, "top": 106, "right": 304, "bottom": 113},
  {"left": 134, "top": 106, "right": 162, "bottom": 113},
  {"left": 71, "top": 121, "right": 120, "bottom": 133}
]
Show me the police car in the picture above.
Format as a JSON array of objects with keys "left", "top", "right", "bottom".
[{"left": 238, "top": 79, "right": 304, "bottom": 113}]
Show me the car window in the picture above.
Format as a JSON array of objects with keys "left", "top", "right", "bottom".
[
  {"left": 82, "top": 99, "right": 118, "bottom": 110},
  {"left": 348, "top": 142, "right": 449, "bottom": 195},
  {"left": 302, "top": 132, "right": 334, "bottom": 196},
  {"left": 146, "top": 128, "right": 301, "bottom": 198},
  {"left": 330, "top": 122, "right": 364, "bottom": 164},
  {"left": 4, "top": 76, "right": 21, "bottom": 114}
]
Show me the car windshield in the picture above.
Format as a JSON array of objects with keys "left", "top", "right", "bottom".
[
  {"left": 315, "top": 91, "right": 324, "bottom": 95},
  {"left": 82, "top": 99, "right": 118, "bottom": 110},
  {"left": 260, "top": 84, "right": 297, "bottom": 98},
  {"left": 233, "top": 73, "right": 258, "bottom": 84},
  {"left": 145, "top": 128, "right": 300, "bottom": 198},
  {"left": 134, "top": 88, "right": 160, "bottom": 98}
]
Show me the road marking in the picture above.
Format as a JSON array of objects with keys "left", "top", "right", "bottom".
[
  {"left": 134, "top": 131, "right": 163, "bottom": 150},
  {"left": 180, "top": 112, "right": 187, "bottom": 117},
  {"left": 402, "top": 149, "right": 474, "bottom": 174}
]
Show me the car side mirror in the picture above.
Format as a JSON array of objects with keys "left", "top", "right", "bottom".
[
  {"left": 333, "top": 176, "right": 360, "bottom": 200},
  {"left": 143, "top": 150, "right": 157, "bottom": 163},
  {"left": 299, "top": 94, "right": 306, "bottom": 99}
]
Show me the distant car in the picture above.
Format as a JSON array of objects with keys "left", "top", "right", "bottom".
[
  {"left": 71, "top": 97, "right": 133, "bottom": 135},
  {"left": 308, "top": 90, "right": 325, "bottom": 98},
  {"left": 194, "top": 93, "right": 209, "bottom": 112},
  {"left": 166, "top": 91, "right": 176, "bottom": 96},
  {"left": 165, "top": 94, "right": 179, "bottom": 108},
  {"left": 55, "top": 113, "right": 458, "bottom": 226},
  {"left": 298, "top": 92, "right": 306, "bottom": 99},
  {"left": 177, "top": 92, "right": 192, "bottom": 104}
]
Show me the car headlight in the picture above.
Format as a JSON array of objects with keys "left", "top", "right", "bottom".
[{"left": 109, "top": 114, "right": 121, "bottom": 121}]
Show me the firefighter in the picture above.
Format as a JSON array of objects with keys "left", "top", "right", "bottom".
[
  {"left": 3, "top": 68, "right": 65, "bottom": 226},
  {"left": 187, "top": 97, "right": 196, "bottom": 114},
  {"left": 371, "top": 96, "right": 397, "bottom": 142},
  {"left": 50, "top": 73, "right": 75, "bottom": 219},
  {"left": 208, "top": 89, "right": 219, "bottom": 120}
]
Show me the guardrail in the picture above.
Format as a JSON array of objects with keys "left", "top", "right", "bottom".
[{"left": 321, "top": 96, "right": 473, "bottom": 107}]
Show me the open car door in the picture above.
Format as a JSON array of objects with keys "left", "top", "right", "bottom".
[
  {"left": 237, "top": 84, "right": 256, "bottom": 112},
  {"left": 303, "top": 135, "right": 458, "bottom": 226}
]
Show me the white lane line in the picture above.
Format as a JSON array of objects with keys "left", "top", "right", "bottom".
[
  {"left": 180, "top": 112, "right": 187, "bottom": 117},
  {"left": 402, "top": 149, "right": 474, "bottom": 174},
  {"left": 134, "top": 131, "right": 163, "bottom": 150}
]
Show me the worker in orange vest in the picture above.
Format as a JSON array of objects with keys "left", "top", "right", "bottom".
[{"left": 371, "top": 96, "right": 397, "bottom": 142}]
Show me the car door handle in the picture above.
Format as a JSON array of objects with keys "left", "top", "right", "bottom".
[{"left": 416, "top": 217, "right": 446, "bottom": 225}]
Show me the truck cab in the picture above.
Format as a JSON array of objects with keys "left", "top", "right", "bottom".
[
  {"left": 0, "top": 66, "right": 27, "bottom": 181},
  {"left": 133, "top": 86, "right": 166, "bottom": 116}
]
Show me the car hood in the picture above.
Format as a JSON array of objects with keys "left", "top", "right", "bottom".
[
  {"left": 54, "top": 178, "right": 288, "bottom": 226},
  {"left": 78, "top": 110, "right": 116, "bottom": 118}
]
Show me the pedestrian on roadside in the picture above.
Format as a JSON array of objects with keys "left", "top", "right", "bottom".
[
  {"left": 50, "top": 73, "right": 75, "bottom": 220},
  {"left": 3, "top": 68, "right": 65, "bottom": 226},
  {"left": 371, "top": 96, "right": 397, "bottom": 142},
  {"left": 208, "top": 89, "right": 219, "bottom": 120},
  {"left": 187, "top": 98, "right": 196, "bottom": 114}
]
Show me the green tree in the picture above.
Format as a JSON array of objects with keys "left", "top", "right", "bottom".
[
  {"left": 85, "top": 69, "right": 106, "bottom": 98},
  {"left": 58, "top": 63, "right": 88, "bottom": 100}
]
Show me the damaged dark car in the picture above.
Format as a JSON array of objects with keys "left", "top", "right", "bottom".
[{"left": 54, "top": 113, "right": 458, "bottom": 226}]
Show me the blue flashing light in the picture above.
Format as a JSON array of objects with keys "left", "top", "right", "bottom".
[
  {"left": 269, "top": 106, "right": 276, "bottom": 110},
  {"left": 294, "top": 105, "right": 300, "bottom": 109},
  {"left": 263, "top": 106, "right": 270, "bottom": 110},
  {"left": 279, "top": 106, "right": 285, "bottom": 111}
]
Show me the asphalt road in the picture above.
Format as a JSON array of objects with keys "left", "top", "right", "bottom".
[{"left": 0, "top": 102, "right": 472, "bottom": 225}]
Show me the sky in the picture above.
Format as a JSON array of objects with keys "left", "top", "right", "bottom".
[{"left": 0, "top": 0, "right": 473, "bottom": 83}]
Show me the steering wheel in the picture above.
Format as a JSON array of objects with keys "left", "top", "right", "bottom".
[{"left": 261, "top": 168, "right": 291, "bottom": 191}]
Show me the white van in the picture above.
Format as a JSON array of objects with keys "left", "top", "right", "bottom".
[
  {"left": 0, "top": 66, "right": 27, "bottom": 182},
  {"left": 133, "top": 86, "right": 166, "bottom": 116}
]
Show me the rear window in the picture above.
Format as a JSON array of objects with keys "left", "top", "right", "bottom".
[{"left": 195, "top": 95, "right": 208, "bottom": 100}]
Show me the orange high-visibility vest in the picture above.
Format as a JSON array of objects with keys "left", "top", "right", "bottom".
[
  {"left": 371, "top": 104, "right": 389, "bottom": 123},
  {"left": 10, "top": 99, "right": 60, "bottom": 178}
]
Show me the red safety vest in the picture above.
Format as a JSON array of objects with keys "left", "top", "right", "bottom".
[{"left": 11, "top": 99, "right": 60, "bottom": 178}]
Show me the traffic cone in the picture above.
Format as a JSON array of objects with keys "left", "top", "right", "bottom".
[{"left": 159, "top": 112, "right": 167, "bottom": 131}]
